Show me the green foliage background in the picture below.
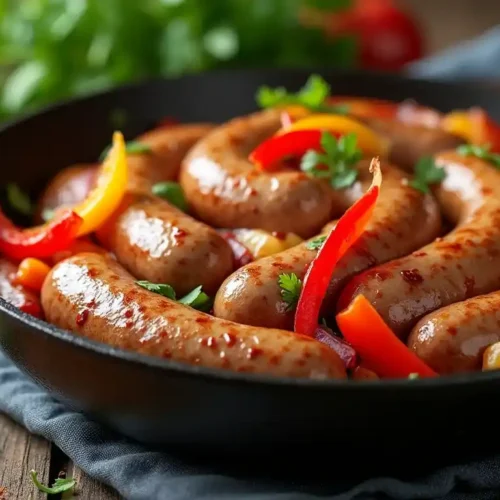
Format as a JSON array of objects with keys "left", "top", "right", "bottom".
[{"left": 0, "top": 0, "right": 356, "bottom": 118}]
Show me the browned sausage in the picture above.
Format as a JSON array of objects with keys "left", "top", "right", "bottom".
[
  {"left": 41, "top": 252, "right": 346, "bottom": 380},
  {"left": 180, "top": 109, "right": 336, "bottom": 238},
  {"left": 338, "top": 151, "right": 500, "bottom": 340},
  {"left": 0, "top": 258, "right": 43, "bottom": 319},
  {"left": 214, "top": 158, "right": 441, "bottom": 329},
  {"left": 407, "top": 291, "right": 500, "bottom": 374},
  {"left": 95, "top": 192, "right": 234, "bottom": 295}
]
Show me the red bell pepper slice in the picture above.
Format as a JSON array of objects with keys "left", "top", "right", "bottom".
[
  {"left": 336, "top": 294, "right": 437, "bottom": 378},
  {"left": 294, "top": 158, "right": 382, "bottom": 336},
  {"left": 0, "top": 209, "right": 83, "bottom": 261},
  {"left": 472, "top": 108, "right": 500, "bottom": 153},
  {"left": 249, "top": 130, "right": 324, "bottom": 171}
]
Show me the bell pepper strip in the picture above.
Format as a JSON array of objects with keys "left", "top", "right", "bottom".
[
  {"left": 293, "top": 157, "right": 382, "bottom": 336},
  {"left": 249, "top": 130, "right": 327, "bottom": 171},
  {"left": 336, "top": 294, "right": 437, "bottom": 378},
  {"left": 14, "top": 258, "right": 51, "bottom": 292},
  {"left": 276, "top": 114, "right": 389, "bottom": 157},
  {"left": 72, "top": 130, "right": 128, "bottom": 236},
  {"left": 0, "top": 209, "right": 83, "bottom": 261}
]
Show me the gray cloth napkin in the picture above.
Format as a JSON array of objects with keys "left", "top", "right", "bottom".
[{"left": 3, "top": 26, "right": 500, "bottom": 500}]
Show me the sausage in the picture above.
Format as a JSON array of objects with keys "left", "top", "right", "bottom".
[
  {"left": 361, "top": 118, "right": 465, "bottom": 171},
  {"left": 95, "top": 192, "right": 234, "bottom": 295},
  {"left": 41, "top": 252, "right": 346, "bottom": 380},
  {"left": 214, "top": 158, "right": 441, "bottom": 329},
  {"left": 407, "top": 291, "right": 500, "bottom": 374},
  {"left": 338, "top": 151, "right": 500, "bottom": 339},
  {"left": 180, "top": 109, "right": 335, "bottom": 238},
  {"left": 0, "top": 258, "right": 43, "bottom": 319}
]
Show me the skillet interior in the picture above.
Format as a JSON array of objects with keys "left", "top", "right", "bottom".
[{"left": 1, "top": 68, "right": 500, "bottom": 460}]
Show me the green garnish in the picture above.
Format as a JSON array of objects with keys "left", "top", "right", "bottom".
[
  {"left": 278, "top": 272, "right": 303, "bottom": 311},
  {"left": 408, "top": 373, "right": 420, "bottom": 380},
  {"left": 30, "top": 470, "right": 76, "bottom": 495},
  {"left": 306, "top": 235, "right": 327, "bottom": 250},
  {"left": 301, "top": 131, "right": 361, "bottom": 189},
  {"left": 456, "top": 143, "right": 500, "bottom": 168},
  {"left": 6, "top": 183, "right": 32, "bottom": 215},
  {"left": 136, "top": 281, "right": 212, "bottom": 311},
  {"left": 256, "top": 74, "right": 348, "bottom": 115},
  {"left": 152, "top": 182, "right": 188, "bottom": 212},
  {"left": 99, "top": 140, "right": 152, "bottom": 161},
  {"left": 409, "top": 156, "right": 446, "bottom": 194}
]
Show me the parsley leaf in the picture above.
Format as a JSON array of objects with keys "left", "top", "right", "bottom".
[
  {"left": 306, "top": 235, "right": 326, "bottom": 250},
  {"left": 256, "top": 74, "right": 348, "bottom": 115},
  {"left": 178, "top": 285, "right": 212, "bottom": 312},
  {"left": 278, "top": 272, "right": 303, "bottom": 311},
  {"left": 136, "top": 281, "right": 176, "bottom": 300},
  {"left": 6, "top": 183, "right": 33, "bottom": 215},
  {"left": 300, "top": 131, "right": 361, "bottom": 189},
  {"left": 99, "top": 140, "right": 152, "bottom": 161},
  {"left": 456, "top": 143, "right": 500, "bottom": 168},
  {"left": 152, "top": 182, "right": 188, "bottom": 212},
  {"left": 30, "top": 470, "right": 76, "bottom": 495},
  {"left": 409, "top": 156, "right": 446, "bottom": 194}
]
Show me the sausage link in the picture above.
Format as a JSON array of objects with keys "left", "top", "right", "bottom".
[
  {"left": 41, "top": 253, "right": 346, "bottom": 380},
  {"left": 407, "top": 291, "right": 500, "bottom": 374},
  {"left": 338, "top": 151, "right": 500, "bottom": 339},
  {"left": 180, "top": 109, "right": 335, "bottom": 238},
  {"left": 0, "top": 258, "right": 43, "bottom": 319},
  {"left": 214, "top": 159, "right": 441, "bottom": 329}
]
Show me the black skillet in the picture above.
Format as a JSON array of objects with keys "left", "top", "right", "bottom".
[{"left": 1, "top": 68, "right": 500, "bottom": 465}]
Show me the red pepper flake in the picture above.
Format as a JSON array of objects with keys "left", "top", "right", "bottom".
[
  {"left": 223, "top": 332, "right": 236, "bottom": 347},
  {"left": 124, "top": 309, "right": 133, "bottom": 318},
  {"left": 76, "top": 309, "right": 89, "bottom": 326},
  {"left": 413, "top": 251, "right": 427, "bottom": 257},
  {"left": 401, "top": 269, "right": 423, "bottom": 285},
  {"left": 247, "top": 347, "right": 263, "bottom": 360},
  {"left": 448, "top": 326, "right": 457, "bottom": 336},
  {"left": 200, "top": 336, "right": 217, "bottom": 348},
  {"left": 271, "top": 231, "right": 287, "bottom": 240}
]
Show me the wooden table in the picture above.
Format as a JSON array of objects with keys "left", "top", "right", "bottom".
[{"left": 0, "top": 413, "right": 119, "bottom": 499}]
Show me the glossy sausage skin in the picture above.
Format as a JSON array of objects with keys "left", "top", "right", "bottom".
[
  {"left": 338, "top": 151, "right": 500, "bottom": 339},
  {"left": 180, "top": 109, "right": 335, "bottom": 238},
  {"left": 41, "top": 253, "right": 346, "bottom": 380},
  {"left": 214, "top": 159, "right": 441, "bottom": 329},
  {"left": 408, "top": 291, "right": 500, "bottom": 374},
  {"left": 96, "top": 193, "right": 234, "bottom": 295},
  {"left": 0, "top": 259, "right": 43, "bottom": 319}
]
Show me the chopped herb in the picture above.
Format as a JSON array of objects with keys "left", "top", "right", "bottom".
[
  {"left": 30, "top": 470, "right": 76, "bottom": 495},
  {"left": 409, "top": 156, "right": 446, "bottom": 194},
  {"left": 152, "top": 182, "right": 188, "bottom": 212},
  {"left": 278, "top": 272, "right": 303, "bottom": 311},
  {"left": 256, "top": 74, "right": 348, "bottom": 115},
  {"left": 99, "top": 140, "right": 152, "bottom": 161},
  {"left": 6, "top": 183, "right": 32, "bottom": 215},
  {"left": 306, "top": 235, "right": 326, "bottom": 250},
  {"left": 136, "top": 281, "right": 212, "bottom": 311},
  {"left": 456, "top": 143, "right": 500, "bottom": 168},
  {"left": 178, "top": 285, "right": 212, "bottom": 312},
  {"left": 300, "top": 131, "right": 361, "bottom": 189},
  {"left": 136, "top": 281, "right": 176, "bottom": 300},
  {"left": 408, "top": 373, "right": 420, "bottom": 380}
]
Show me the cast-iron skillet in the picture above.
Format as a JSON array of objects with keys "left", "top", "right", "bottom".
[{"left": 1, "top": 68, "right": 500, "bottom": 462}]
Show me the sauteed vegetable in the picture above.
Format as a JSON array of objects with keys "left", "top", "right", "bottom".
[{"left": 4, "top": 74, "right": 500, "bottom": 381}]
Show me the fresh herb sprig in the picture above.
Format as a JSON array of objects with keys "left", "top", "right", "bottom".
[
  {"left": 278, "top": 272, "right": 303, "bottom": 311},
  {"left": 30, "top": 470, "right": 76, "bottom": 495},
  {"left": 152, "top": 182, "right": 188, "bottom": 212},
  {"left": 306, "top": 235, "right": 327, "bottom": 250},
  {"left": 409, "top": 156, "right": 446, "bottom": 194},
  {"left": 457, "top": 143, "right": 500, "bottom": 168},
  {"left": 99, "top": 140, "right": 152, "bottom": 162},
  {"left": 137, "top": 281, "right": 212, "bottom": 312},
  {"left": 256, "top": 74, "right": 348, "bottom": 115},
  {"left": 301, "top": 131, "right": 361, "bottom": 189}
]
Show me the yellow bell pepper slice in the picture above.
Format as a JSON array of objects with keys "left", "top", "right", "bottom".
[
  {"left": 277, "top": 113, "right": 389, "bottom": 157},
  {"left": 233, "top": 229, "right": 303, "bottom": 259},
  {"left": 73, "top": 131, "right": 128, "bottom": 236},
  {"left": 483, "top": 342, "right": 500, "bottom": 371},
  {"left": 440, "top": 111, "right": 474, "bottom": 143}
]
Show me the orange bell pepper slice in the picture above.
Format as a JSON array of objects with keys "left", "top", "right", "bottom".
[{"left": 14, "top": 258, "right": 51, "bottom": 292}]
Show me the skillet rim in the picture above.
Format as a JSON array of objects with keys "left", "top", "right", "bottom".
[{"left": 1, "top": 66, "right": 500, "bottom": 391}]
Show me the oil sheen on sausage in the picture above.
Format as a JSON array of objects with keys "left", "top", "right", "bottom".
[
  {"left": 41, "top": 253, "right": 346, "bottom": 380},
  {"left": 338, "top": 151, "right": 500, "bottom": 339},
  {"left": 214, "top": 158, "right": 441, "bottom": 329}
]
